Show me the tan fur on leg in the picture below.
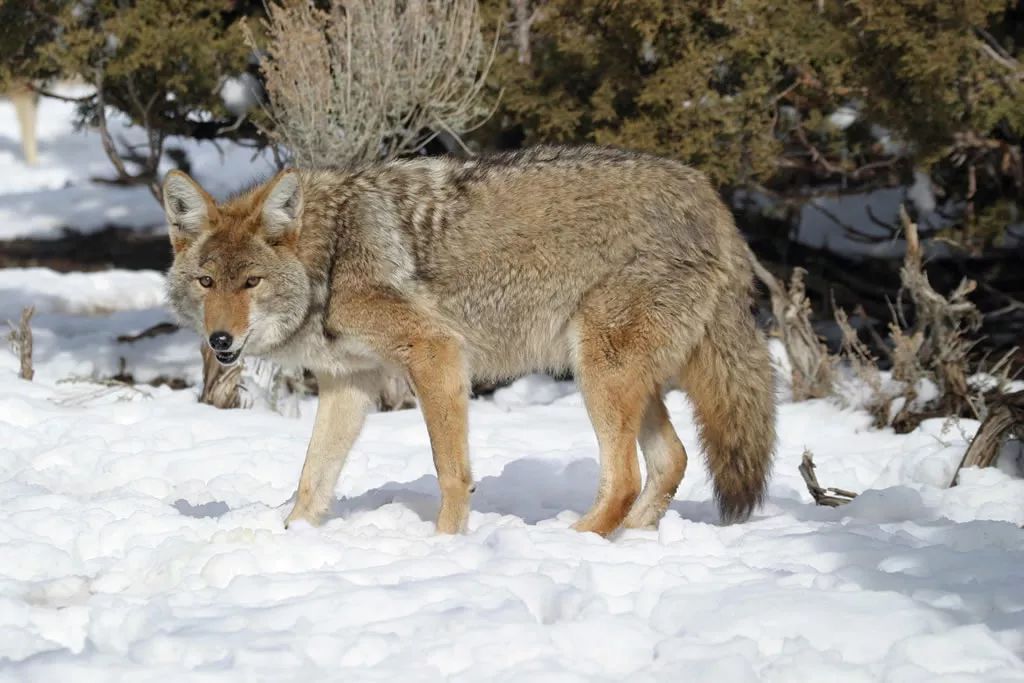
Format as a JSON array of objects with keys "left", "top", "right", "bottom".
[
  {"left": 329, "top": 290, "right": 473, "bottom": 533},
  {"left": 570, "top": 310, "right": 657, "bottom": 535},
  {"left": 572, "top": 371, "right": 646, "bottom": 535},
  {"left": 405, "top": 337, "right": 472, "bottom": 533},
  {"left": 623, "top": 393, "right": 688, "bottom": 528},
  {"left": 285, "top": 370, "right": 376, "bottom": 527}
]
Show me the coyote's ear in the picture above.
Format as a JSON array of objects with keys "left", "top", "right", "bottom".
[
  {"left": 163, "top": 170, "right": 213, "bottom": 251},
  {"left": 261, "top": 170, "right": 303, "bottom": 241}
]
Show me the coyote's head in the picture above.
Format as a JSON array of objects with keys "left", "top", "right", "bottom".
[{"left": 163, "top": 170, "right": 311, "bottom": 365}]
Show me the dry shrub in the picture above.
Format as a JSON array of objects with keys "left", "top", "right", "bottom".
[
  {"left": 247, "top": 0, "right": 495, "bottom": 166},
  {"left": 833, "top": 205, "right": 1013, "bottom": 433},
  {"left": 7, "top": 305, "right": 35, "bottom": 381},
  {"left": 833, "top": 305, "right": 887, "bottom": 427},
  {"left": 897, "top": 206, "right": 982, "bottom": 416},
  {"left": 949, "top": 390, "right": 1024, "bottom": 486},
  {"left": 748, "top": 247, "right": 833, "bottom": 400}
]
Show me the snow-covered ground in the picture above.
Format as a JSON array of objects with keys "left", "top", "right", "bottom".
[
  {"left": 1, "top": 269, "right": 1023, "bottom": 681},
  {"left": 1, "top": 89, "right": 1023, "bottom": 681}
]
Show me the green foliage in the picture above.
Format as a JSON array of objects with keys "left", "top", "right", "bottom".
[
  {"left": 0, "top": 0, "right": 65, "bottom": 87},
  {"left": 482, "top": 0, "right": 1024, "bottom": 247},
  {"left": 2, "top": 0, "right": 254, "bottom": 141}
]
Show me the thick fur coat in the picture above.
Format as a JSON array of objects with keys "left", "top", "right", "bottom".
[{"left": 164, "top": 145, "right": 776, "bottom": 536}]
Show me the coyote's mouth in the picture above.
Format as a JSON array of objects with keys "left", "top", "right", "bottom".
[
  {"left": 212, "top": 334, "right": 248, "bottom": 366},
  {"left": 214, "top": 349, "right": 241, "bottom": 365}
]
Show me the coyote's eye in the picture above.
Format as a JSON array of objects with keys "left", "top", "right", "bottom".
[
  {"left": 244, "top": 276, "right": 263, "bottom": 289},
  {"left": 198, "top": 276, "right": 213, "bottom": 288}
]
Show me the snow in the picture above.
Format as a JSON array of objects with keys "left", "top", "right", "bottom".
[
  {"left": 219, "top": 73, "right": 263, "bottom": 118},
  {"left": 0, "top": 85, "right": 275, "bottom": 240},
  {"left": 0, "top": 268, "right": 201, "bottom": 387},
  {"left": 0, "top": 270, "right": 1023, "bottom": 681},
  {"left": 908, "top": 169, "right": 937, "bottom": 214},
  {"left": 828, "top": 104, "right": 859, "bottom": 130},
  {"left": 798, "top": 187, "right": 950, "bottom": 259}
]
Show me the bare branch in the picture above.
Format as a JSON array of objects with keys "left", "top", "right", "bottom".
[
  {"left": 95, "top": 68, "right": 133, "bottom": 182},
  {"left": 513, "top": 0, "right": 544, "bottom": 65},
  {"left": 30, "top": 86, "right": 95, "bottom": 104},
  {"left": 7, "top": 306, "right": 35, "bottom": 381},
  {"left": 949, "top": 390, "right": 1024, "bottom": 486},
  {"left": 93, "top": 67, "right": 165, "bottom": 202},
  {"left": 248, "top": 0, "right": 495, "bottom": 167},
  {"left": 748, "top": 246, "right": 833, "bottom": 400},
  {"left": 800, "top": 451, "right": 858, "bottom": 506},
  {"left": 116, "top": 322, "right": 180, "bottom": 343}
]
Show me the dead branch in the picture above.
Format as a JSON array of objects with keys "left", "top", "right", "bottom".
[
  {"left": 512, "top": 0, "right": 544, "bottom": 65},
  {"left": 199, "top": 344, "right": 242, "bottom": 409},
  {"left": 898, "top": 206, "right": 982, "bottom": 415},
  {"left": 799, "top": 450, "right": 859, "bottom": 506},
  {"left": 833, "top": 304, "right": 891, "bottom": 427},
  {"left": 116, "top": 322, "right": 180, "bottom": 343},
  {"left": 748, "top": 246, "right": 833, "bottom": 400},
  {"left": 94, "top": 67, "right": 164, "bottom": 202},
  {"left": 949, "top": 390, "right": 1024, "bottom": 486},
  {"left": 54, "top": 374, "right": 154, "bottom": 406},
  {"left": 7, "top": 306, "right": 35, "bottom": 381}
]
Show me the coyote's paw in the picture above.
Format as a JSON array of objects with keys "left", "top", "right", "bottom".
[
  {"left": 571, "top": 516, "right": 611, "bottom": 536},
  {"left": 572, "top": 506, "right": 629, "bottom": 537},
  {"left": 284, "top": 502, "right": 325, "bottom": 529},
  {"left": 621, "top": 500, "right": 661, "bottom": 530}
]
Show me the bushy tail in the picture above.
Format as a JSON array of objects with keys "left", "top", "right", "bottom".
[{"left": 680, "top": 310, "right": 776, "bottom": 523}]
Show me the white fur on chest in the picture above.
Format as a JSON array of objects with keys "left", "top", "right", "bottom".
[{"left": 264, "top": 322, "right": 384, "bottom": 378}]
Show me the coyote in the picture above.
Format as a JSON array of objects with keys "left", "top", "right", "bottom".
[{"left": 164, "top": 146, "right": 776, "bottom": 536}]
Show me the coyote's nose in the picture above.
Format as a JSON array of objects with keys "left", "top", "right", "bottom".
[{"left": 209, "top": 331, "right": 233, "bottom": 351}]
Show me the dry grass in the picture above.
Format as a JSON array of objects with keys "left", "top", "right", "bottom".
[
  {"left": 247, "top": 0, "right": 496, "bottom": 166},
  {"left": 828, "top": 206, "right": 1016, "bottom": 433},
  {"left": 748, "top": 247, "right": 833, "bottom": 400}
]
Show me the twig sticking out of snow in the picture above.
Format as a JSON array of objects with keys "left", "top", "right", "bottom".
[
  {"left": 747, "top": 246, "right": 833, "bottom": 400},
  {"left": 53, "top": 376, "right": 153, "bottom": 406},
  {"left": 799, "top": 450, "right": 858, "bottom": 506},
  {"left": 200, "top": 344, "right": 242, "bottom": 409},
  {"left": 949, "top": 390, "right": 1024, "bottom": 486},
  {"left": 897, "top": 205, "right": 982, "bottom": 418},
  {"left": 7, "top": 306, "right": 35, "bottom": 381}
]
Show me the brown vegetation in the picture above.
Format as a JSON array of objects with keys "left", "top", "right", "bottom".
[
  {"left": 246, "top": 0, "right": 494, "bottom": 165},
  {"left": 7, "top": 306, "right": 35, "bottom": 381}
]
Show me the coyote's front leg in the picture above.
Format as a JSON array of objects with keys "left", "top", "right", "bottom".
[
  {"left": 285, "top": 371, "right": 375, "bottom": 528},
  {"left": 329, "top": 290, "right": 473, "bottom": 533},
  {"left": 404, "top": 336, "right": 473, "bottom": 533}
]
